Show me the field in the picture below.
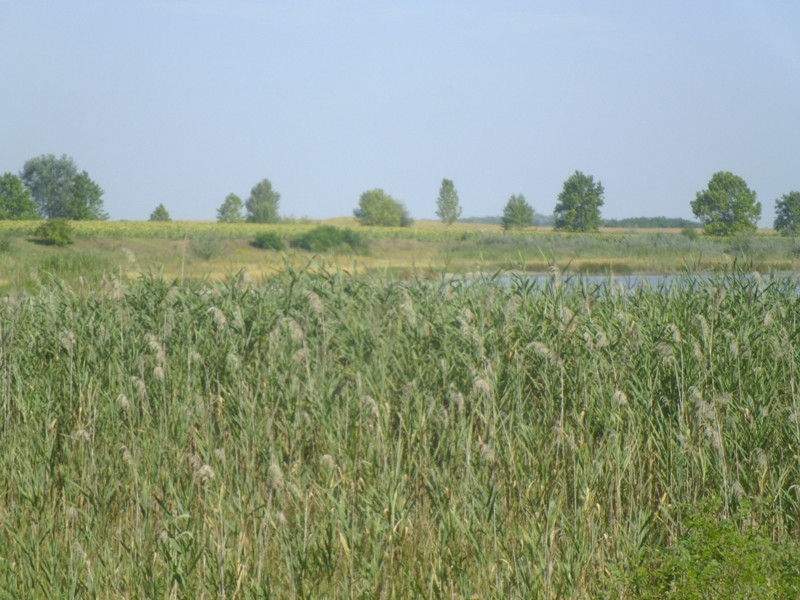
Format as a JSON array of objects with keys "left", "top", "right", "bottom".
[
  {"left": 2, "top": 260, "right": 800, "bottom": 597},
  {"left": 2, "top": 220, "right": 800, "bottom": 294}
]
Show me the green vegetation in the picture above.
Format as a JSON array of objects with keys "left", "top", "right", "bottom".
[
  {"left": 0, "top": 172, "right": 39, "bottom": 220},
  {"left": 774, "top": 191, "right": 800, "bottom": 237},
  {"left": 632, "top": 499, "right": 800, "bottom": 599},
  {"left": 435, "top": 178, "right": 462, "bottom": 225},
  {"left": 501, "top": 193, "right": 534, "bottom": 230},
  {"left": 0, "top": 220, "right": 800, "bottom": 292},
  {"left": 33, "top": 218, "right": 75, "bottom": 246},
  {"left": 20, "top": 154, "right": 108, "bottom": 220},
  {"left": 354, "top": 188, "right": 412, "bottom": 227},
  {"left": 245, "top": 178, "right": 280, "bottom": 223},
  {"left": 251, "top": 230, "right": 286, "bottom": 251},
  {"left": 217, "top": 192, "right": 245, "bottom": 223},
  {"left": 692, "top": 171, "right": 761, "bottom": 236},
  {"left": 555, "top": 170, "right": 605, "bottom": 232},
  {"left": 290, "top": 225, "right": 367, "bottom": 253},
  {"left": 2, "top": 266, "right": 800, "bottom": 597},
  {"left": 149, "top": 203, "right": 171, "bottom": 222}
]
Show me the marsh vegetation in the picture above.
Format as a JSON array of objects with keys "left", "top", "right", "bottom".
[{"left": 2, "top": 265, "right": 800, "bottom": 597}]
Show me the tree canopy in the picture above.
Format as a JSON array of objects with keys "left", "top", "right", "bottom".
[
  {"left": 19, "top": 154, "right": 108, "bottom": 220},
  {"left": 245, "top": 179, "right": 280, "bottom": 223},
  {"left": 354, "top": 189, "right": 412, "bottom": 227},
  {"left": 774, "top": 191, "right": 800, "bottom": 236},
  {"left": 554, "top": 171, "right": 604, "bottom": 232},
  {"left": 149, "top": 203, "right": 171, "bottom": 222},
  {"left": 501, "top": 194, "right": 534, "bottom": 230},
  {"left": 0, "top": 172, "right": 39, "bottom": 220},
  {"left": 217, "top": 193, "right": 244, "bottom": 223},
  {"left": 691, "top": 171, "right": 760, "bottom": 236},
  {"left": 435, "top": 178, "right": 462, "bottom": 225}
]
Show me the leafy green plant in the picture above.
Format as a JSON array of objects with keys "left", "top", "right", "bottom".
[
  {"left": 631, "top": 500, "right": 800, "bottom": 599},
  {"left": 251, "top": 230, "right": 286, "bottom": 251},
  {"left": 681, "top": 226, "right": 699, "bottom": 240},
  {"left": 290, "top": 225, "right": 367, "bottom": 253},
  {"left": 33, "top": 218, "right": 74, "bottom": 246},
  {"left": 189, "top": 232, "right": 223, "bottom": 260}
]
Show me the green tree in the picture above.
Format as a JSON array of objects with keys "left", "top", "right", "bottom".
[
  {"left": 245, "top": 179, "right": 280, "bottom": 223},
  {"left": 691, "top": 172, "right": 760, "bottom": 236},
  {"left": 436, "top": 178, "right": 462, "bottom": 225},
  {"left": 554, "top": 171, "right": 604, "bottom": 232},
  {"left": 0, "top": 172, "right": 39, "bottom": 220},
  {"left": 20, "top": 154, "right": 108, "bottom": 220},
  {"left": 69, "top": 171, "right": 108, "bottom": 220},
  {"left": 773, "top": 191, "right": 800, "bottom": 236},
  {"left": 149, "top": 203, "right": 171, "bottom": 222},
  {"left": 501, "top": 194, "right": 534, "bottom": 230},
  {"left": 217, "top": 193, "right": 244, "bottom": 223},
  {"left": 354, "top": 189, "right": 413, "bottom": 227}
]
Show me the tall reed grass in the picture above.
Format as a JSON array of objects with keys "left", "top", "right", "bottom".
[{"left": 1, "top": 267, "right": 799, "bottom": 597}]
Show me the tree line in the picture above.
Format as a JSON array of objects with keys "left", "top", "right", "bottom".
[{"left": 3, "top": 155, "right": 800, "bottom": 236}]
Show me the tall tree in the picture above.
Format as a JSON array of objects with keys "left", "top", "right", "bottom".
[
  {"left": 149, "top": 203, "right": 171, "bottom": 222},
  {"left": 245, "top": 179, "right": 280, "bottom": 223},
  {"left": 436, "top": 178, "right": 462, "bottom": 226},
  {"left": 691, "top": 171, "right": 760, "bottom": 236},
  {"left": 554, "top": 171, "right": 604, "bottom": 232},
  {"left": 501, "top": 194, "right": 534, "bottom": 230},
  {"left": 0, "top": 172, "right": 39, "bottom": 220},
  {"left": 217, "top": 193, "right": 244, "bottom": 223},
  {"left": 773, "top": 191, "right": 800, "bottom": 236},
  {"left": 19, "top": 154, "right": 108, "bottom": 219},
  {"left": 354, "top": 189, "right": 412, "bottom": 227}
]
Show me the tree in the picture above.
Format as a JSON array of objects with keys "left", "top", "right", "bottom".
[
  {"left": 691, "top": 171, "right": 760, "bottom": 236},
  {"left": 501, "top": 194, "right": 534, "bottom": 230},
  {"left": 774, "top": 191, "right": 800, "bottom": 236},
  {"left": 436, "top": 178, "right": 462, "bottom": 225},
  {"left": 245, "top": 179, "right": 280, "bottom": 223},
  {"left": 19, "top": 154, "right": 108, "bottom": 220},
  {"left": 69, "top": 171, "right": 108, "bottom": 220},
  {"left": 554, "top": 171, "right": 604, "bottom": 232},
  {"left": 217, "top": 193, "right": 244, "bottom": 223},
  {"left": 0, "top": 172, "right": 39, "bottom": 220},
  {"left": 354, "top": 189, "right": 413, "bottom": 227},
  {"left": 149, "top": 203, "right": 171, "bottom": 222}
]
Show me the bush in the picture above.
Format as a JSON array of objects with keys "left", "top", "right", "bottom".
[
  {"left": 251, "top": 231, "right": 286, "bottom": 251},
  {"left": 189, "top": 232, "right": 224, "bottom": 260},
  {"left": 34, "top": 218, "right": 74, "bottom": 246},
  {"left": 630, "top": 500, "right": 800, "bottom": 599},
  {"left": 0, "top": 236, "right": 13, "bottom": 254},
  {"left": 681, "top": 226, "right": 699, "bottom": 241},
  {"left": 291, "top": 226, "right": 367, "bottom": 253}
]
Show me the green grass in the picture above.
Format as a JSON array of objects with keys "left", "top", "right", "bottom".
[
  {"left": 1, "top": 265, "right": 800, "bottom": 597},
  {"left": 1, "top": 221, "right": 800, "bottom": 286}
]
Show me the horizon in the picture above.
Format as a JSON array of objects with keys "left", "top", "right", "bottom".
[{"left": 2, "top": 1, "right": 798, "bottom": 224}]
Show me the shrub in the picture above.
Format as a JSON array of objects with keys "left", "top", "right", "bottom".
[
  {"left": 190, "top": 232, "right": 224, "bottom": 260},
  {"left": 630, "top": 500, "right": 800, "bottom": 599},
  {"left": 251, "top": 231, "right": 286, "bottom": 251},
  {"left": 291, "top": 226, "right": 367, "bottom": 253},
  {"left": 34, "top": 218, "right": 74, "bottom": 246},
  {"left": 681, "top": 226, "right": 699, "bottom": 241}
]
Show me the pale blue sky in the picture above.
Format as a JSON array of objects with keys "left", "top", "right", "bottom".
[{"left": 1, "top": 0, "right": 798, "bottom": 223}]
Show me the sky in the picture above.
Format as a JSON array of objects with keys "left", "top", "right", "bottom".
[{"left": 1, "top": 1, "right": 798, "bottom": 224}]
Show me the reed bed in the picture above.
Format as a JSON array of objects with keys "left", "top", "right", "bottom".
[{"left": 1, "top": 267, "right": 800, "bottom": 598}]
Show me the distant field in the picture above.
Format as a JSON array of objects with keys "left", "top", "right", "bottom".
[{"left": 0, "top": 219, "right": 797, "bottom": 292}]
